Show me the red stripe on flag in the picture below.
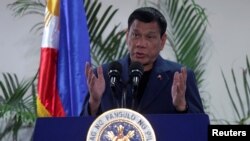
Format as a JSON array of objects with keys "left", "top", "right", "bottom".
[{"left": 37, "top": 48, "right": 65, "bottom": 117}]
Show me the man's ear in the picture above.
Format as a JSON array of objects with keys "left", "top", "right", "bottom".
[{"left": 160, "top": 33, "right": 167, "bottom": 50}]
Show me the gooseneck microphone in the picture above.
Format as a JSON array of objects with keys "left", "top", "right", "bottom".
[
  {"left": 108, "top": 61, "right": 122, "bottom": 108},
  {"left": 129, "top": 61, "right": 144, "bottom": 110}
]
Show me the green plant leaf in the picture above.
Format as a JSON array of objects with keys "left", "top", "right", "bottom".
[
  {"left": 144, "top": 0, "right": 208, "bottom": 90},
  {"left": 221, "top": 55, "right": 250, "bottom": 124},
  {"left": 0, "top": 73, "right": 36, "bottom": 140},
  {"left": 84, "top": 0, "right": 128, "bottom": 66}
]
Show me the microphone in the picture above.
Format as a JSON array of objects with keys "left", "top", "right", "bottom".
[
  {"left": 129, "top": 61, "right": 144, "bottom": 109},
  {"left": 108, "top": 61, "right": 122, "bottom": 87},
  {"left": 129, "top": 61, "right": 144, "bottom": 87},
  {"left": 108, "top": 61, "right": 122, "bottom": 108}
]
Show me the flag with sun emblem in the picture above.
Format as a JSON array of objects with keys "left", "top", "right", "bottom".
[{"left": 37, "top": 0, "right": 90, "bottom": 117}]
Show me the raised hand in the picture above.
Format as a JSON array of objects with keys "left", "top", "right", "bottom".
[
  {"left": 171, "top": 67, "right": 187, "bottom": 112},
  {"left": 85, "top": 62, "right": 105, "bottom": 115}
]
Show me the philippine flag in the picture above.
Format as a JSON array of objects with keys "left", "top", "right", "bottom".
[{"left": 37, "top": 0, "right": 90, "bottom": 117}]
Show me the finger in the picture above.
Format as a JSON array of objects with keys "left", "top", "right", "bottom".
[
  {"left": 178, "top": 70, "right": 185, "bottom": 92},
  {"left": 89, "top": 72, "right": 96, "bottom": 90},
  {"left": 173, "top": 71, "right": 180, "bottom": 84},
  {"left": 178, "top": 67, "right": 187, "bottom": 90},
  {"left": 172, "top": 78, "right": 177, "bottom": 96},
  {"left": 175, "top": 71, "right": 185, "bottom": 95},
  {"left": 85, "top": 62, "right": 90, "bottom": 77},
  {"left": 87, "top": 65, "right": 94, "bottom": 86},
  {"left": 177, "top": 67, "right": 187, "bottom": 96},
  {"left": 181, "top": 67, "right": 187, "bottom": 84},
  {"left": 97, "top": 66, "right": 104, "bottom": 80},
  {"left": 85, "top": 62, "right": 94, "bottom": 86},
  {"left": 173, "top": 72, "right": 181, "bottom": 92}
]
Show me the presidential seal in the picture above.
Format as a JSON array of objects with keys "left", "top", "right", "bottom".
[{"left": 86, "top": 108, "right": 156, "bottom": 141}]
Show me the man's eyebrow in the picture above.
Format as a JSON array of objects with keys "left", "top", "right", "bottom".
[{"left": 144, "top": 31, "right": 158, "bottom": 35}]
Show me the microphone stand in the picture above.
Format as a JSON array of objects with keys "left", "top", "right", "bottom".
[
  {"left": 131, "top": 85, "right": 138, "bottom": 110},
  {"left": 121, "top": 88, "right": 126, "bottom": 108},
  {"left": 121, "top": 81, "right": 127, "bottom": 108},
  {"left": 111, "top": 86, "right": 120, "bottom": 108}
]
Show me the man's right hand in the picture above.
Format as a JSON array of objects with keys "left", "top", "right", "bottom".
[{"left": 85, "top": 62, "right": 105, "bottom": 115}]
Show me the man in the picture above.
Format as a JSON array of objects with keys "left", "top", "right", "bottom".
[{"left": 81, "top": 7, "right": 204, "bottom": 116}]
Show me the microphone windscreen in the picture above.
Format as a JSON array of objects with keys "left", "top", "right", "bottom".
[
  {"left": 108, "top": 61, "right": 122, "bottom": 77},
  {"left": 109, "top": 61, "right": 122, "bottom": 72},
  {"left": 129, "top": 61, "right": 144, "bottom": 76}
]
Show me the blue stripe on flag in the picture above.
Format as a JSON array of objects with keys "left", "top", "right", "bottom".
[{"left": 58, "top": 0, "right": 90, "bottom": 116}]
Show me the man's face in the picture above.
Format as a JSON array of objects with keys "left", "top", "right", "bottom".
[{"left": 126, "top": 20, "right": 166, "bottom": 71}]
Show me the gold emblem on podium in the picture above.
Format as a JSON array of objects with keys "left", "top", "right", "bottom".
[{"left": 86, "top": 108, "right": 156, "bottom": 141}]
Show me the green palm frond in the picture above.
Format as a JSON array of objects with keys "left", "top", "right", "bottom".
[
  {"left": 0, "top": 73, "right": 37, "bottom": 140},
  {"left": 0, "top": 73, "right": 36, "bottom": 119},
  {"left": 166, "top": 0, "right": 208, "bottom": 88},
  {"left": 221, "top": 56, "right": 250, "bottom": 124},
  {"left": 7, "top": 0, "right": 45, "bottom": 17},
  {"left": 7, "top": 0, "right": 45, "bottom": 34},
  {"left": 144, "top": 0, "right": 208, "bottom": 89},
  {"left": 8, "top": 0, "right": 128, "bottom": 66},
  {"left": 85, "top": 0, "right": 128, "bottom": 67}
]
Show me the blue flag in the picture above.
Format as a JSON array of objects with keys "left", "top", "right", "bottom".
[{"left": 58, "top": 0, "right": 90, "bottom": 116}]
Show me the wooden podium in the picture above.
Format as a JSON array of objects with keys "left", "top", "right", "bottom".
[{"left": 33, "top": 114, "right": 209, "bottom": 141}]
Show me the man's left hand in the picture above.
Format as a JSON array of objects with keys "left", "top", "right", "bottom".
[{"left": 171, "top": 67, "right": 187, "bottom": 112}]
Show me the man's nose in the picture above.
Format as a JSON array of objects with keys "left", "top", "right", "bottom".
[{"left": 135, "top": 37, "right": 147, "bottom": 47}]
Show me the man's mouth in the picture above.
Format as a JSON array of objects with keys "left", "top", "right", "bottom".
[{"left": 135, "top": 52, "right": 145, "bottom": 58}]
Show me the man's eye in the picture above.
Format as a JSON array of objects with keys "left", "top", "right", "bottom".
[
  {"left": 132, "top": 33, "right": 139, "bottom": 37},
  {"left": 147, "top": 35, "right": 155, "bottom": 39}
]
